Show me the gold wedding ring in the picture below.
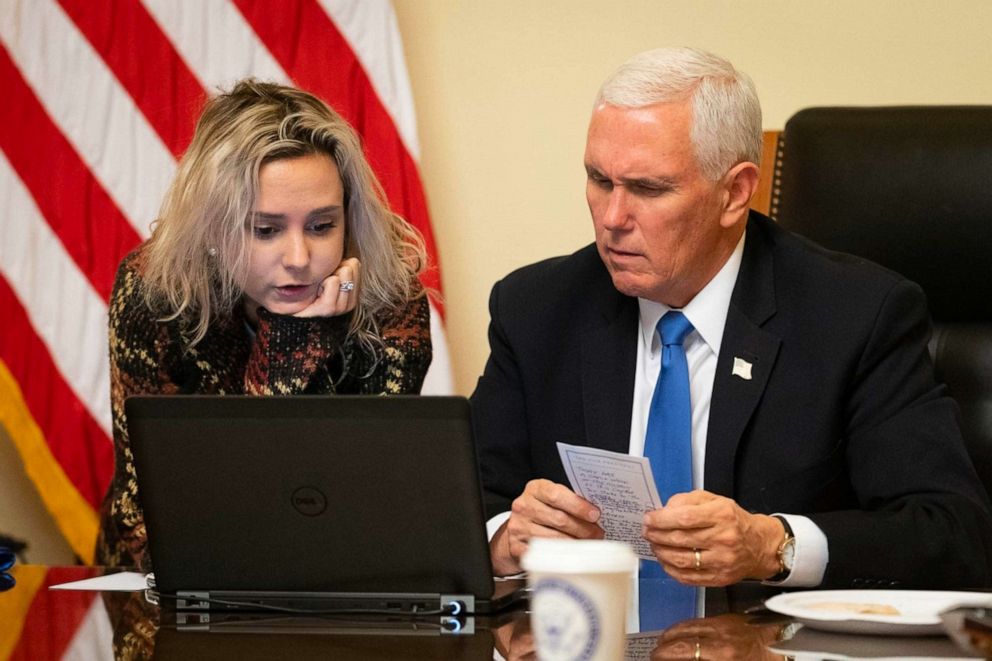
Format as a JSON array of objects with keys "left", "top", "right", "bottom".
[
  {"left": 694, "top": 640, "right": 701, "bottom": 660},
  {"left": 694, "top": 548, "right": 702, "bottom": 571}
]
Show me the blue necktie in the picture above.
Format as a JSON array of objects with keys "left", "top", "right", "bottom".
[{"left": 639, "top": 310, "right": 698, "bottom": 631}]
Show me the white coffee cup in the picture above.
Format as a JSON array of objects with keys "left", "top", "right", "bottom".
[{"left": 522, "top": 538, "right": 637, "bottom": 661}]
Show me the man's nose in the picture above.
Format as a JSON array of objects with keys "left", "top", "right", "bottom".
[{"left": 600, "top": 187, "right": 633, "bottom": 230}]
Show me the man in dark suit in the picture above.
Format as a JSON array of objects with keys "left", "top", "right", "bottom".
[{"left": 471, "top": 47, "right": 992, "bottom": 589}]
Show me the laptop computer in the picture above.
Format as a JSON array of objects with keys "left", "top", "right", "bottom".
[{"left": 126, "top": 395, "right": 525, "bottom": 615}]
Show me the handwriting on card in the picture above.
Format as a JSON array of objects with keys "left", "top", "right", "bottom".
[{"left": 557, "top": 443, "right": 663, "bottom": 560}]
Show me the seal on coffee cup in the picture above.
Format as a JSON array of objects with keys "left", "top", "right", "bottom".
[{"left": 522, "top": 538, "right": 637, "bottom": 661}]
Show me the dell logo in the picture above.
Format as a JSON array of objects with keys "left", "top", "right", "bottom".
[{"left": 291, "top": 486, "right": 327, "bottom": 516}]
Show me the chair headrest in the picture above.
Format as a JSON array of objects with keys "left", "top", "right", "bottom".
[{"left": 771, "top": 106, "right": 992, "bottom": 322}]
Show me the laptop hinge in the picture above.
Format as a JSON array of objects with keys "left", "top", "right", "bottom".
[
  {"left": 175, "top": 590, "right": 475, "bottom": 616},
  {"left": 176, "top": 591, "right": 211, "bottom": 610}
]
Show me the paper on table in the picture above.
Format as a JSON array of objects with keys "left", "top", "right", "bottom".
[
  {"left": 49, "top": 571, "right": 148, "bottom": 592},
  {"left": 557, "top": 442, "right": 662, "bottom": 560}
]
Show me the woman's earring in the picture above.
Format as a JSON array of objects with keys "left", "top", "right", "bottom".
[{"left": 207, "top": 247, "right": 218, "bottom": 257}]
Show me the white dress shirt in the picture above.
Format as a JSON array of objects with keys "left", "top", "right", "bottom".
[
  {"left": 629, "top": 231, "right": 827, "bottom": 588},
  {"left": 487, "top": 231, "right": 828, "bottom": 589}
]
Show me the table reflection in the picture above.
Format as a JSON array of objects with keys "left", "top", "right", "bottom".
[
  {"left": 639, "top": 614, "right": 787, "bottom": 661},
  {"left": 771, "top": 624, "right": 984, "bottom": 659},
  {"left": 2, "top": 566, "right": 988, "bottom": 660},
  {"left": 1, "top": 565, "right": 114, "bottom": 660},
  {"left": 492, "top": 612, "right": 790, "bottom": 661},
  {"left": 102, "top": 589, "right": 158, "bottom": 659},
  {"left": 0, "top": 566, "right": 511, "bottom": 660}
]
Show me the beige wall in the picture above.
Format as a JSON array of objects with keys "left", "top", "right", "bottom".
[{"left": 393, "top": 0, "right": 992, "bottom": 394}]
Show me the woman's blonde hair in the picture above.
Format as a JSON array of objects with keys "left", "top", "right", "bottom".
[{"left": 142, "top": 79, "right": 426, "bottom": 348}]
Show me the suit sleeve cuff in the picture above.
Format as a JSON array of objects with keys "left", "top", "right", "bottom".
[{"left": 763, "top": 514, "right": 828, "bottom": 587}]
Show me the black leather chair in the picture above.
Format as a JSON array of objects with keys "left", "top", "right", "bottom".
[{"left": 769, "top": 106, "right": 992, "bottom": 499}]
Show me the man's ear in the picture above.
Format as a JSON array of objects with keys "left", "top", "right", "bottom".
[{"left": 719, "top": 161, "right": 760, "bottom": 228}]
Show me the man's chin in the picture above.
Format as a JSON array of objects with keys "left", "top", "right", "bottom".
[{"left": 608, "top": 272, "right": 652, "bottom": 300}]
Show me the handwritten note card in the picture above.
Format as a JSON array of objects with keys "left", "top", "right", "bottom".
[{"left": 557, "top": 442, "right": 662, "bottom": 560}]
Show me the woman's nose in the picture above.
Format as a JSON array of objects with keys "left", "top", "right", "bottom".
[{"left": 282, "top": 231, "right": 310, "bottom": 269}]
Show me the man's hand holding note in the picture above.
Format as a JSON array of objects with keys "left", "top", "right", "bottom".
[
  {"left": 557, "top": 442, "right": 663, "bottom": 560},
  {"left": 489, "top": 476, "right": 604, "bottom": 576}
]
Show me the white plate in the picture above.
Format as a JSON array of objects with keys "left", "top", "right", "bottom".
[{"left": 765, "top": 590, "right": 992, "bottom": 636}]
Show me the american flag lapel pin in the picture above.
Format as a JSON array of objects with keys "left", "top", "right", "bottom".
[{"left": 732, "top": 357, "right": 753, "bottom": 380}]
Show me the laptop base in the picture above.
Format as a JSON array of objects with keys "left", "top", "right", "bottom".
[{"left": 170, "top": 590, "right": 476, "bottom": 616}]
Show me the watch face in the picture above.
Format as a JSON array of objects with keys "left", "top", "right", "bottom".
[{"left": 782, "top": 538, "right": 796, "bottom": 570}]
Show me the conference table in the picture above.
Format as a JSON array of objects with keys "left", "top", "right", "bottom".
[{"left": 2, "top": 565, "right": 989, "bottom": 659}]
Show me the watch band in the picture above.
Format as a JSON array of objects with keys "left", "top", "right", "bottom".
[{"left": 769, "top": 515, "right": 794, "bottom": 582}]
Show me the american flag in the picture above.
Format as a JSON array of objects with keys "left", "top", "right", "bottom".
[{"left": 0, "top": 0, "right": 451, "bottom": 568}]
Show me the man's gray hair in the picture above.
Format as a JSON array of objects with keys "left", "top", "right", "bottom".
[{"left": 595, "top": 47, "right": 762, "bottom": 181}]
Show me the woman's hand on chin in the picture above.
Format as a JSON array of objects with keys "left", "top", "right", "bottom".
[{"left": 293, "top": 257, "right": 361, "bottom": 318}]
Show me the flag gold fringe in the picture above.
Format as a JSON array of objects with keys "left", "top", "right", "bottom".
[{"left": 0, "top": 359, "right": 97, "bottom": 564}]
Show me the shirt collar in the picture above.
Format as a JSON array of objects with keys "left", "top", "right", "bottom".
[{"left": 637, "top": 230, "right": 746, "bottom": 357}]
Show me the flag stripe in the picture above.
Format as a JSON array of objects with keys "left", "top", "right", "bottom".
[
  {"left": 57, "top": 0, "right": 206, "bottom": 159},
  {"left": 0, "top": 0, "right": 173, "bottom": 238},
  {"left": 0, "top": 45, "right": 140, "bottom": 301},
  {"left": 140, "top": 0, "right": 290, "bottom": 89},
  {"left": 232, "top": 0, "right": 444, "bottom": 311},
  {"left": 0, "top": 147, "right": 112, "bottom": 437},
  {"left": 0, "top": 278, "right": 112, "bottom": 509},
  {"left": 316, "top": 0, "right": 421, "bottom": 158}
]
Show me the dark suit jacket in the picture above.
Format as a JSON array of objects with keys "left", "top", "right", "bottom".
[{"left": 471, "top": 211, "right": 992, "bottom": 589}]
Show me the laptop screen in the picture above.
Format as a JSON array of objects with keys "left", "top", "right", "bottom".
[{"left": 127, "top": 395, "right": 494, "bottom": 602}]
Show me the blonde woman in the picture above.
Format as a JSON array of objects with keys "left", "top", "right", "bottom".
[{"left": 97, "top": 80, "right": 432, "bottom": 569}]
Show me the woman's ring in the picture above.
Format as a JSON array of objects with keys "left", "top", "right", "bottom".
[
  {"left": 694, "top": 548, "right": 702, "bottom": 571},
  {"left": 339, "top": 281, "right": 355, "bottom": 293}
]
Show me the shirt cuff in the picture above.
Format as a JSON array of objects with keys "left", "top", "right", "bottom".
[
  {"left": 486, "top": 511, "right": 511, "bottom": 541},
  {"left": 763, "top": 513, "right": 828, "bottom": 587}
]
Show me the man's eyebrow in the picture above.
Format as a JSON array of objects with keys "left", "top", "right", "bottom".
[
  {"left": 619, "top": 175, "right": 679, "bottom": 189},
  {"left": 583, "top": 166, "right": 679, "bottom": 190}
]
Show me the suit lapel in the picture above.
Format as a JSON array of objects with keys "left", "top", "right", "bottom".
[
  {"left": 705, "top": 214, "right": 782, "bottom": 497},
  {"left": 580, "top": 273, "right": 638, "bottom": 454}
]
